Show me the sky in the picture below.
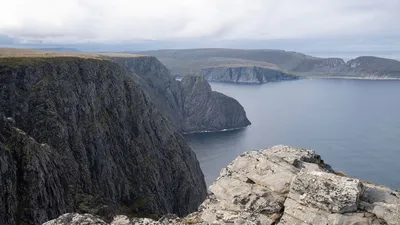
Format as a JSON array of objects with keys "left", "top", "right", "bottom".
[{"left": 0, "top": 0, "right": 400, "bottom": 52}]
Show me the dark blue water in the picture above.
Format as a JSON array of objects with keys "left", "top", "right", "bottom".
[{"left": 185, "top": 79, "right": 400, "bottom": 189}]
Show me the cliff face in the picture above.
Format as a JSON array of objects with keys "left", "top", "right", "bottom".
[
  {"left": 0, "top": 57, "right": 207, "bottom": 225},
  {"left": 346, "top": 56, "right": 400, "bottom": 78},
  {"left": 48, "top": 145, "right": 400, "bottom": 225},
  {"left": 200, "top": 66, "right": 299, "bottom": 84},
  {"left": 109, "top": 57, "right": 251, "bottom": 133},
  {"left": 180, "top": 75, "right": 251, "bottom": 133},
  {"left": 295, "top": 56, "right": 400, "bottom": 78},
  {"left": 291, "top": 58, "right": 348, "bottom": 74},
  {"left": 109, "top": 56, "right": 184, "bottom": 130}
]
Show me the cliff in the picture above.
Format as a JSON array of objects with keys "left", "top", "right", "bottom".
[
  {"left": 200, "top": 66, "right": 299, "bottom": 84},
  {"left": 108, "top": 56, "right": 251, "bottom": 133},
  {"left": 140, "top": 49, "right": 400, "bottom": 79},
  {"left": 0, "top": 47, "right": 251, "bottom": 133},
  {"left": 0, "top": 57, "right": 207, "bottom": 225},
  {"left": 47, "top": 145, "right": 400, "bottom": 225},
  {"left": 109, "top": 56, "right": 184, "bottom": 131},
  {"left": 180, "top": 75, "right": 251, "bottom": 133},
  {"left": 345, "top": 56, "right": 400, "bottom": 78}
]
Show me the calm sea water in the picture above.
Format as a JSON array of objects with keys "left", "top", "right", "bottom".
[{"left": 185, "top": 79, "right": 400, "bottom": 189}]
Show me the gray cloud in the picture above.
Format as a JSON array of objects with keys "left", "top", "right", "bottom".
[{"left": 0, "top": 0, "right": 399, "bottom": 47}]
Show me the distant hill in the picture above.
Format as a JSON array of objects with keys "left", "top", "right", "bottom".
[
  {"left": 36, "top": 47, "right": 81, "bottom": 52},
  {"left": 139, "top": 49, "right": 400, "bottom": 79}
]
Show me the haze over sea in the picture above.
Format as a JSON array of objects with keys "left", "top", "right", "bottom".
[{"left": 186, "top": 79, "right": 400, "bottom": 189}]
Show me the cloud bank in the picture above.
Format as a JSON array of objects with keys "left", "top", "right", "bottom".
[{"left": 0, "top": 0, "right": 399, "bottom": 44}]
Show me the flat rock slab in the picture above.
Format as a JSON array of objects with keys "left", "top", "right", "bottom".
[
  {"left": 280, "top": 198, "right": 386, "bottom": 225},
  {"left": 43, "top": 213, "right": 108, "bottom": 225},
  {"left": 289, "top": 171, "right": 363, "bottom": 213}
]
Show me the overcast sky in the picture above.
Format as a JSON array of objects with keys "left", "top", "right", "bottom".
[{"left": 0, "top": 0, "right": 399, "bottom": 51}]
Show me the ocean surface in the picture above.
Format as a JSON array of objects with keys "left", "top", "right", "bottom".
[{"left": 185, "top": 79, "right": 400, "bottom": 189}]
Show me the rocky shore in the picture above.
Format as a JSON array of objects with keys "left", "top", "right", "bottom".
[{"left": 44, "top": 145, "right": 400, "bottom": 225}]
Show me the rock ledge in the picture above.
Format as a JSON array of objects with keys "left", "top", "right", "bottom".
[{"left": 44, "top": 145, "right": 400, "bottom": 225}]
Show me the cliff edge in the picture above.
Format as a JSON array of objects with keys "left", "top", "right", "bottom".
[{"left": 47, "top": 145, "right": 400, "bottom": 225}]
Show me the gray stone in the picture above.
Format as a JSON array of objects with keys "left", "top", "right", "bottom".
[
  {"left": 288, "top": 171, "right": 363, "bottom": 213},
  {"left": 360, "top": 183, "right": 400, "bottom": 225},
  {"left": 43, "top": 213, "right": 107, "bottom": 225}
]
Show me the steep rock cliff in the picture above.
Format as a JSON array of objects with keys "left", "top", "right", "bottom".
[
  {"left": 108, "top": 56, "right": 251, "bottom": 133},
  {"left": 109, "top": 56, "right": 184, "bottom": 130},
  {"left": 0, "top": 57, "right": 207, "bottom": 225},
  {"left": 180, "top": 75, "right": 251, "bottom": 133},
  {"left": 200, "top": 66, "right": 299, "bottom": 84}
]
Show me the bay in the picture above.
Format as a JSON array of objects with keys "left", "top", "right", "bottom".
[{"left": 186, "top": 79, "right": 400, "bottom": 189}]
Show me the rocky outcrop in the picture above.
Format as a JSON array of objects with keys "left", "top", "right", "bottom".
[
  {"left": 43, "top": 213, "right": 107, "bottom": 225},
  {"left": 200, "top": 66, "right": 299, "bottom": 84},
  {"left": 180, "top": 75, "right": 251, "bottom": 133},
  {"left": 0, "top": 57, "right": 207, "bottom": 225},
  {"left": 109, "top": 56, "right": 251, "bottom": 133},
  {"left": 47, "top": 145, "right": 400, "bottom": 225}
]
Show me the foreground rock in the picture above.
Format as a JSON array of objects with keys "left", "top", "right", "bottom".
[
  {"left": 110, "top": 56, "right": 251, "bottom": 133},
  {"left": 200, "top": 66, "right": 299, "bottom": 84},
  {"left": 0, "top": 57, "right": 206, "bottom": 225},
  {"left": 45, "top": 145, "right": 400, "bottom": 225}
]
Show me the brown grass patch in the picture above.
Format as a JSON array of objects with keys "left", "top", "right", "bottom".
[{"left": 0, "top": 47, "right": 144, "bottom": 59}]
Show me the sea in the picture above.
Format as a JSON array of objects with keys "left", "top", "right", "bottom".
[{"left": 185, "top": 79, "right": 400, "bottom": 189}]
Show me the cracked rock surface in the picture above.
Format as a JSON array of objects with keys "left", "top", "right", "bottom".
[{"left": 45, "top": 145, "right": 400, "bottom": 225}]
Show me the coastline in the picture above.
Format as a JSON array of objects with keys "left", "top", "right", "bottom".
[
  {"left": 182, "top": 126, "right": 247, "bottom": 135},
  {"left": 304, "top": 75, "right": 400, "bottom": 80},
  {"left": 187, "top": 76, "right": 400, "bottom": 85}
]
